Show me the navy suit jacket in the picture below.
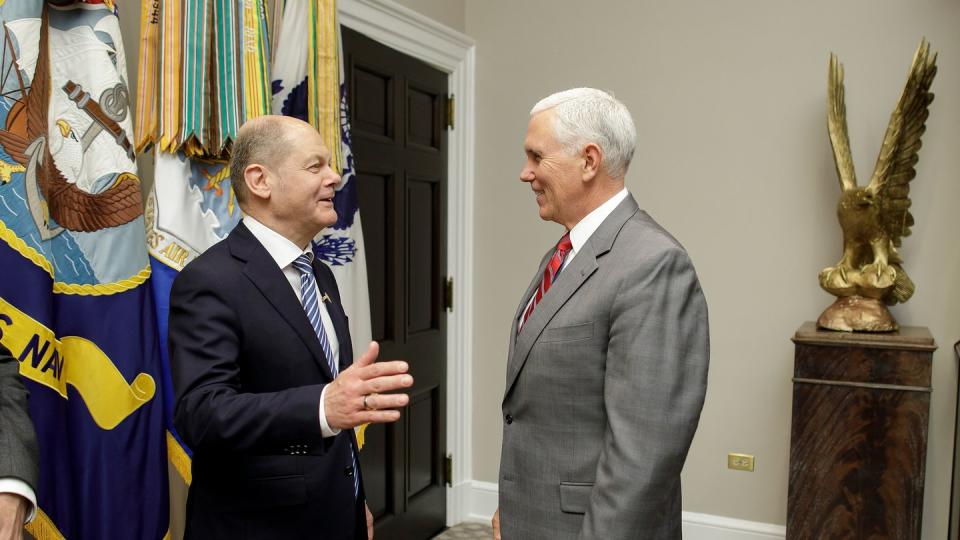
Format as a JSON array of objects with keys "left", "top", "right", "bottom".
[{"left": 170, "top": 221, "right": 365, "bottom": 539}]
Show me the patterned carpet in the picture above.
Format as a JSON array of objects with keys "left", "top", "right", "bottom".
[{"left": 432, "top": 521, "right": 493, "bottom": 539}]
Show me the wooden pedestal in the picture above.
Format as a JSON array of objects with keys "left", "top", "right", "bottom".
[{"left": 787, "top": 321, "right": 936, "bottom": 540}]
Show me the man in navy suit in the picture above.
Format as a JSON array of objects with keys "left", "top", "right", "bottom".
[{"left": 170, "top": 115, "right": 413, "bottom": 539}]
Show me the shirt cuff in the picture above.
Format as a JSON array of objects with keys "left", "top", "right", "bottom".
[
  {"left": 0, "top": 478, "right": 37, "bottom": 523},
  {"left": 318, "top": 385, "right": 341, "bottom": 438}
]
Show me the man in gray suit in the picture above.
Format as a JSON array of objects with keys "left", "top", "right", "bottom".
[
  {"left": 494, "top": 88, "right": 709, "bottom": 540},
  {"left": 0, "top": 343, "right": 39, "bottom": 539}
]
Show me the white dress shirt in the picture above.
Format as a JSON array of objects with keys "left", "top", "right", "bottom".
[
  {"left": 0, "top": 478, "right": 35, "bottom": 523},
  {"left": 518, "top": 188, "right": 630, "bottom": 332},
  {"left": 243, "top": 216, "right": 341, "bottom": 437},
  {"left": 563, "top": 187, "right": 629, "bottom": 270}
]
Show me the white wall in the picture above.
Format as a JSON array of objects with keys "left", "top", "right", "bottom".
[{"left": 465, "top": 1, "right": 960, "bottom": 537}]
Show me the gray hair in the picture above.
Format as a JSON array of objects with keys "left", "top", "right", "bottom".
[
  {"left": 530, "top": 88, "right": 637, "bottom": 179},
  {"left": 229, "top": 116, "right": 293, "bottom": 206}
]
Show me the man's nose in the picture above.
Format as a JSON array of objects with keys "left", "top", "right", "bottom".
[{"left": 520, "top": 167, "right": 534, "bottom": 182}]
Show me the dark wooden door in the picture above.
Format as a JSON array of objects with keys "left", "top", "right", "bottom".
[{"left": 343, "top": 26, "right": 448, "bottom": 540}]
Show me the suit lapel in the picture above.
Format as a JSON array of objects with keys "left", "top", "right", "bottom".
[
  {"left": 230, "top": 222, "right": 336, "bottom": 380},
  {"left": 507, "top": 249, "right": 553, "bottom": 360},
  {"left": 505, "top": 246, "right": 598, "bottom": 396},
  {"left": 311, "top": 260, "right": 358, "bottom": 452},
  {"left": 313, "top": 258, "right": 353, "bottom": 371},
  {"left": 504, "top": 195, "right": 641, "bottom": 398}
]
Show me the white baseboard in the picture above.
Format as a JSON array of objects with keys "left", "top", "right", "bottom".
[
  {"left": 681, "top": 511, "right": 785, "bottom": 539},
  {"left": 462, "top": 480, "right": 499, "bottom": 524},
  {"left": 457, "top": 481, "right": 785, "bottom": 540}
]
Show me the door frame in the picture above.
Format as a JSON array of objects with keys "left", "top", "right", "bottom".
[{"left": 338, "top": 0, "right": 476, "bottom": 526}]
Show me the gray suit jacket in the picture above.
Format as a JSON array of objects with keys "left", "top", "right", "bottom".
[
  {"left": 499, "top": 195, "right": 709, "bottom": 540},
  {"left": 0, "top": 343, "right": 39, "bottom": 495}
]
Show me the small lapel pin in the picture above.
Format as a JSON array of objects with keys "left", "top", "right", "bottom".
[{"left": 321, "top": 293, "right": 331, "bottom": 303}]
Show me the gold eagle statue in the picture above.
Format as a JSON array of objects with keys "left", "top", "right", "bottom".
[{"left": 817, "top": 39, "right": 937, "bottom": 332}]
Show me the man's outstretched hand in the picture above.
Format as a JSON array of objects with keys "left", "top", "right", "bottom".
[{"left": 324, "top": 342, "right": 413, "bottom": 430}]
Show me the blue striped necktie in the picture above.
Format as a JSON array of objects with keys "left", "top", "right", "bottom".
[{"left": 292, "top": 252, "right": 360, "bottom": 498}]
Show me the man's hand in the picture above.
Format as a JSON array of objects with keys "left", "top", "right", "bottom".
[
  {"left": 491, "top": 507, "right": 500, "bottom": 540},
  {"left": 366, "top": 503, "right": 374, "bottom": 540},
  {"left": 0, "top": 493, "right": 28, "bottom": 540},
  {"left": 325, "top": 342, "right": 413, "bottom": 430}
]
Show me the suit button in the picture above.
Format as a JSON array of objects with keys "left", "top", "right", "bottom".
[
  {"left": 345, "top": 466, "right": 354, "bottom": 477},
  {"left": 505, "top": 414, "right": 513, "bottom": 425}
]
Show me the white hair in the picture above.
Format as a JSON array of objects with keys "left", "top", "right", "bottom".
[{"left": 530, "top": 88, "right": 637, "bottom": 179}]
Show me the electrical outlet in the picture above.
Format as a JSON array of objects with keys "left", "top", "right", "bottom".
[{"left": 728, "top": 453, "right": 755, "bottom": 472}]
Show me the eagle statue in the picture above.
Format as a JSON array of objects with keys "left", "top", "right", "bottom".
[{"left": 817, "top": 39, "right": 937, "bottom": 332}]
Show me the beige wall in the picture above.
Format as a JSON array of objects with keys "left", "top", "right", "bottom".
[
  {"left": 466, "top": 0, "right": 960, "bottom": 537},
  {"left": 396, "top": 0, "right": 466, "bottom": 33}
]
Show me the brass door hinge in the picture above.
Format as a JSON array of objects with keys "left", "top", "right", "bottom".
[
  {"left": 443, "top": 276, "right": 454, "bottom": 312},
  {"left": 445, "top": 94, "right": 455, "bottom": 130},
  {"left": 444, "top": 454, "right": 453, "bottom": 487}
]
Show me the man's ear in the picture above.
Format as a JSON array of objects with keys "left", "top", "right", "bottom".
[
  {"left": 581, "top": 143, "right": 602, "bottom": 182},
  {"left": 244, "top": 164, "right": 271, "bottom": 201}
]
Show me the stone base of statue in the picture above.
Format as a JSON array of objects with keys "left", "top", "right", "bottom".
[{"left": 787, "top": 322, "right": 935, "bottom": 540}]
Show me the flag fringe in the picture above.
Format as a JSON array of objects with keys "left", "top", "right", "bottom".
[
  {"left": 167, "top": 430, "right": 193, "bottom": 485},
  {"left": 24, "top": 508, "right": 65, "bottom": 540}
]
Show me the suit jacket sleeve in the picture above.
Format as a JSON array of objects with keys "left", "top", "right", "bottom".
[
  {"left": 581, "top": 246, "right": 709, "bottom": 539},
  {"left": 169, "top": 264, "right": 327, "bottom": 452},
  {"left": 0, "top": 343, "right": 39, "bottom": 497}
]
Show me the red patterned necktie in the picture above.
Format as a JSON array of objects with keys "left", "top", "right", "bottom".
[{"left": 519, "top": 233, "right": 573, "bottom": 332}]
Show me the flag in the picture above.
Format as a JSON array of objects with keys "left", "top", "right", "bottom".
[
  {"left": 272, "top": 0, "right": 372, "bottom": 364},
  {"left": 139, "top": 0, "right": 372, "bottom": 473},
  {"left": 145, "top": 151, "right": 240, "bottom": 483},
  {"left": 135, "top": 0, "right": 274, "bottom": 490},
  {"left": 133, "top": 0, "right": 160, "bottom": 154},
  {"left": 0, "top": 2, "right": 168, "bottom": 538},
  {"left": 136, "top": 0, "right": 270, "bottom": 158}
]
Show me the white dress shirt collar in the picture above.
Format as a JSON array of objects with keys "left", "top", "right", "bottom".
[
  {"left": 242, "top": 215, "right": 313, "bottom": 268},
  {"left": 517, "top": 187, "right": 631, "bottom": 329},
  {"left": 566, "top": 187, "right": 630, "bottom": 262}
]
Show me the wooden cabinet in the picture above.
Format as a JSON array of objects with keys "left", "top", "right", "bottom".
[{"left": 787, "top": 322, "right": 936, "bottom": 539}]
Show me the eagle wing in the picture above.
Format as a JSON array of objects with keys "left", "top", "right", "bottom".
[
  {"left": 827, "top": 53, "right": 857, "bottom": 192},
  {"left": 866, "top": 39, "right": 937, "bottom": 247}
]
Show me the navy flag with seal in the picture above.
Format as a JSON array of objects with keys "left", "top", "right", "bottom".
[{"left": 0, "top": 1, "right": 168, "bottom": 538}]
